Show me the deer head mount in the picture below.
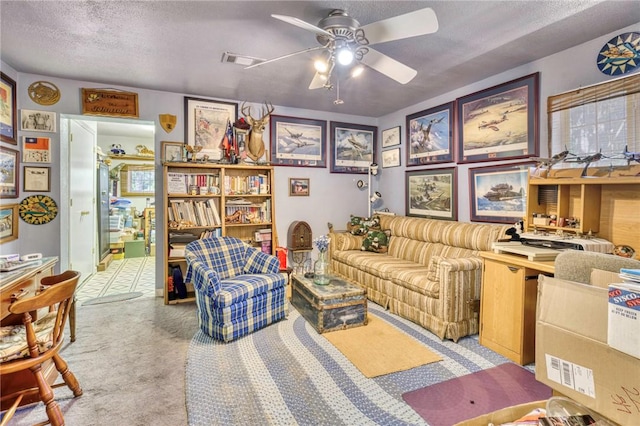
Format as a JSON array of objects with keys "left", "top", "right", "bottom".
[{"left": 241, "top": 101, "right": 274, "bottom": 161}]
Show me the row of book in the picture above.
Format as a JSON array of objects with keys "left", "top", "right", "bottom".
[
  {"left": 168, "top": 199, "right": 221, "bottom": 227},
  {"left": 225, "top": 199, "right": 271, "bottom": 224},
  {"left": 224, "top": 174, "right": 269, "bottom": 195},
  {"left": 168, "top": 229, "right": 223, "bottom": 258},
  {"left": 167, "top": 172, "right": 219, "bottom": 194}
]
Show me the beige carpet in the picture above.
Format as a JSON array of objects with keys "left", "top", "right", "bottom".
[{"left": 323, "top": 315, "right": 442, "bottom": 378}]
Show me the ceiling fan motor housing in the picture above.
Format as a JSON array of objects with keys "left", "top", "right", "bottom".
[{"left": 316, "top": 9, "right": 360, "bottom": 45}]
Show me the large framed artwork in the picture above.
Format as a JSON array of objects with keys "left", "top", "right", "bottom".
[
  {"left": 406, "top": 102, "right": 454, "bottom": 166},
  {"left": 468, "top": 162, "right": 533, "bottom": 223},
  {"left": 0, "top": 146, "right": 19, "bottom": 199},
  {"left": 330, "top": 121, "right": 377, "bottom": 174},
  {"left": 457, "top": 73, "right": 539, "bottom": 164},
  {"left": 405, "top": 167, "right": 457, "bottom": 220},
  {"left": 270, "top": 115, "right": 327, "bottom": 168},
  {"left": 184, "top": 96, "right": 237, "bottom": 161},
  {"left": 0, "top": 72, "right": 17, "bottom": 145},
  {"left": 0, "top": 204, "right": 18, "bottom": 244}
]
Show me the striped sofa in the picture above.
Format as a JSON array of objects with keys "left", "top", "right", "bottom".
[
  {"left": 329, "top": 215, "right": 509, "bottom": 342},
  {"left": 185, "top": 237, "right": 288, "bottom": 342}
]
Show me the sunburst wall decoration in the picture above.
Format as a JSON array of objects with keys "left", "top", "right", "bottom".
[
  {"left": 19, "top": 194, "right": 58, "bottom": 224},
  {"left": 596, "top": 32, "right": 640, "bottom": 76}
]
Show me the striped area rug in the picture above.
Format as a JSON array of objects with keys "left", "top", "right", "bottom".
[{"left": 186, "top": 303, "right": 515, "bottom": 426}]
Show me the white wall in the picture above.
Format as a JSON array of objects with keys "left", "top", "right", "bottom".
[{"left": 377, "top": 22, "right": 640, "bottom": 221}]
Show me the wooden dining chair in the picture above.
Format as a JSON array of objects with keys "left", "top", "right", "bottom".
[{"left": 0, "top": 270, "right": 83, "bottom": 426}]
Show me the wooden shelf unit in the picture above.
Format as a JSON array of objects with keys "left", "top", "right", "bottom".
[
  {"left": 525, "top": 165, "right": 640, "bottom": 249},
  {"left": 162, "top": 162, "right": 277, "bottom": 305}
]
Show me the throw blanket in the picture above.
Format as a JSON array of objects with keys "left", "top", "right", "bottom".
[{"left": 186, "top": 304, "right": 513, "bottom": 425}]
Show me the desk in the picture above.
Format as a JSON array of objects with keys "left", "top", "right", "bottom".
[
  {"left": 479, "top": 252, "right": 554, "bottom": 365},
  {"left": 0, "top": 257, "right": 60, "bottom": 410}
]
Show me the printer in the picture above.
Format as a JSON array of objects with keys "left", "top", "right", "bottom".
[{"left": 519, "top": 232, "right": 614, "bottom": 253}]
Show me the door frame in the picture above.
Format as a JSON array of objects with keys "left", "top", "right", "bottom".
[{"left": 60, "top": 114, "right": 156, "bottom": 276}]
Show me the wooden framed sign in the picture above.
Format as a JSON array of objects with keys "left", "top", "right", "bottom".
[{"left": 81, "top": 88, "right": 139, "bottom": 118}]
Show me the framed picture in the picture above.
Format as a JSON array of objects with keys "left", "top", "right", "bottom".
[
  {"left": 270, "top": 115, "right": 327, "bottom": 168},
  {"left": 162, "top": 141, "right": 184, "bottom": 163},
  {"left": 289, "top": 178, "right": 310, "bottom": 196},
  {"left": 406, "top": 102, "right": 454, "bottom": 166},
  {"left": 0, "top": 204, "right": 19, "bottom": 244},
  {"left": 22, "top": 136, "right": 51, "bottom": 163},
  {"left": 330, "top": 121, "right": 377, "bottom": 174},
  {"left": 469, "top": 162, "right": 533, "bottom": 223},
  {"left": 0, "top": 146, "right": 19, "bottom": 199},
  {"left": 184, "top": 96, "right": 237, "bottom": 161},
  {"left": 381, "top": 126, "right": 400, "bottom": 148},
  {"left": 20, "top": 109, "right": 56, "bottom": 132},
  {"left": 381, "top": 148, "right": 401, "bottom": 168},
  {"left": 457, "top": 73, "right": 539, "bottom": 163},
  {"left": 1, "top": 72, "right": 17, "bottom": 144},
  {"left": 23, "top": 166, "right": 51, "bottom": 192},
  {"left": 405, "top": 167, "right": 457, "bottom": 220}
]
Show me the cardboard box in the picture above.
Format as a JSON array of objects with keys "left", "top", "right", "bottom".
[
  {"left": 535, "top": 276, "right": 640, "bottom": 426},
  {"left": 454, "top": 400, "right": 547, "bottom": 425},
  {"left": 607, "top": 282, "right": 640, "bottom": 359},
  {"left": 589, "top": 269, "right": 620, "bottom": 289}
]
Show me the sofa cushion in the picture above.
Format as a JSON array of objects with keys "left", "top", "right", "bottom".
[
  {"left": 333, "top": 250, "right": 417, "bottom": 280},
  {"left": 215, "top": 274, "right": 286, "bottom": 307},
  {"left": 361, "top": 229, "right": 391, "bottom": 253},
  {"left": 334, "top": 232, "right": 364, "bottom": 251},
  {"left": 348, "top": 214, "right": 381, "bottom": 236},
  {"left": 389, "top": 266, "right": 440, "bottom": 298}
]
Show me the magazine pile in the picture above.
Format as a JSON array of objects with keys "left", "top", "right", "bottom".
[{"left": 607, "top": 268, "right": 640, "bottom": 359}]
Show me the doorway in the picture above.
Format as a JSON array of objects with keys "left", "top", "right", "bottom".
[{"left": 60, "top": 115, "right": 155, "bottom": 283}]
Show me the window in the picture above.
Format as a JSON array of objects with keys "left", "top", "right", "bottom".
[
  {"left": 548, "top": 73, "right": 639, "bottom": 167},
  {"left": 120, "top": 164, "right": 154, "bottom": 196}
]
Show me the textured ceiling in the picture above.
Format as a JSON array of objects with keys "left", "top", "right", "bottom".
[{"left": 1, "top": 1, "right": 638, "bottom": 118}]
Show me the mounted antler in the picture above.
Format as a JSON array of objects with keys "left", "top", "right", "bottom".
[{"left": 241, "top": 101, "right": 275, "bottom": 161}]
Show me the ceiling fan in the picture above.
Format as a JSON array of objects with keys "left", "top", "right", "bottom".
[{"left": 245, "top": 7, "right": 438, "bottom": 90}]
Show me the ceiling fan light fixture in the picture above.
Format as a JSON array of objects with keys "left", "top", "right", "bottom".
[
  {"left": 336, "top": 47, "right": 354, "bottom": 65},
  {"left": 351, "top": 64, "right": 365, "bottom": 78},
  {"left": 314, "top": 59, "right": 329, "bottom": 73}
]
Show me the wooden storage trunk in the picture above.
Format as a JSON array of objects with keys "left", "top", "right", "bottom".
[{"left": 291, "top": 274, "right": 367, "bottom": 334}]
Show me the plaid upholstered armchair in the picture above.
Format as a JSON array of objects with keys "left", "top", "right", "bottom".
[{"left": 184, "top": 237, "right": 288, "bottom": 342}]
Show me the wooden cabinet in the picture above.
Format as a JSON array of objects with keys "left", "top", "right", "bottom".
[
  {"left": 525, "top": 165, "right": 640, "bottom": 250},
  {"left": 162, "top": 162, "right": 277, "bottom": 305},
  {"left": 479, "top": 252, "right": 554, "bottom": 365}
]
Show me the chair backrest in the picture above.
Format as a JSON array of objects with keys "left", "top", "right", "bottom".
[
  {"left": 9, "top": 270, "right": 80, "bottom": 352},
  {"left": 554, "top": 250, "right": 640, "bottom": 284},
  {"left": 185, "top": 237, "right": 247, "bottom": 280}
]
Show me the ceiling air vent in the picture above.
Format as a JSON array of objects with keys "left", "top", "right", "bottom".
[{"left": 221, "top": 52, "right": 265, "bottom": 67}]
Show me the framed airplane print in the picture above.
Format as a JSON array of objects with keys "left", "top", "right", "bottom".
[{"left": 457, "top": 73, "right": 539, "bottom": 164}]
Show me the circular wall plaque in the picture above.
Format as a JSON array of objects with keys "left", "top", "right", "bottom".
[
  {"left": 28, "top": 81, "right": 61, "bottom": 105},
  {"left": 19, "top": 195, "right": 58, "bottom": 225},
  {"left": 596, "top": 32, "right": 640, "bottom": 76}
]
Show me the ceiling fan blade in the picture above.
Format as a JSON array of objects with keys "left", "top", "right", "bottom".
[
  {"left": 360, "top": 48, "right": 417, "bottom": 84},
  {"left": 361, "top": 7, "right": 438, "bottom": 45},
  {"left": 308, "top": 72, "right": 326, "bottom": 90},
  {"left": 244, "top": 46, "right": 324, "bottom": 69},
  {"left": 272, "top": 14, "right": 335, "bottom": 39}
]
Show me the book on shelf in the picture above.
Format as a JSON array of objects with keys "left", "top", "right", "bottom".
[
  {"left": 167, "top": 172, "right": 220, "bottom": 195},
  {"left": 169, "top": 199, "right": 221, "bottom": 227},
  {"left": 223, "top": 174, "right": 270, "bottom": 195}
]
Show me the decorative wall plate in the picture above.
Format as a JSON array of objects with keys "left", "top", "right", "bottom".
[
  {"left": 19, "top": 194, "right": 58, "bottom": 224},
  {"left": 596, "top": 32, "right": 640, "bottom": 76},
  {"left": 28, "top": 81, "right": 61, "bottom": 105}
]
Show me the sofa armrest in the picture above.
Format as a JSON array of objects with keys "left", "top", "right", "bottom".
[
  {"left": 185, "top": 258, "right": 220, "bottom": 296},
  {"left": 243, "top": 246, "right": 280, "bottom": 274},
  {"left": 433, "top": 256, "right": 484, "bottom": 324}
]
